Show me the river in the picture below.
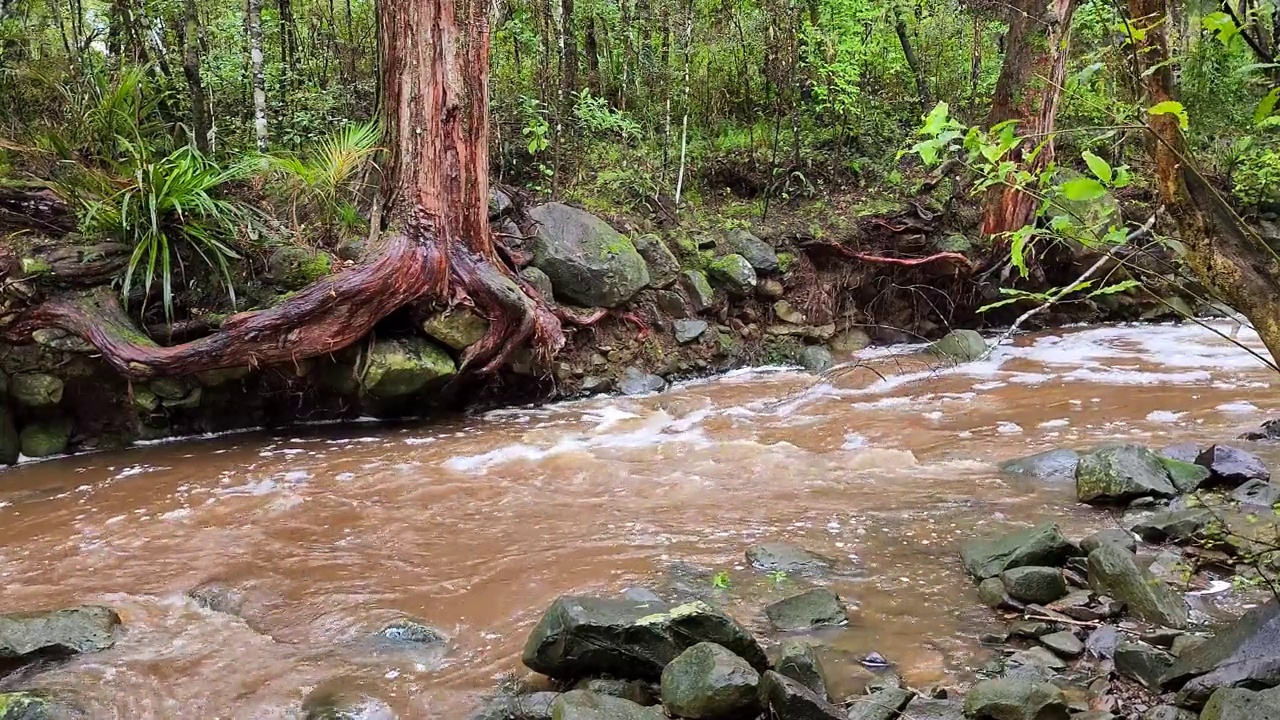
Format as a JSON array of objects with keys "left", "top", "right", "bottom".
[{"left": 0, "top": 321, "right": 1275, "bottom": 718}]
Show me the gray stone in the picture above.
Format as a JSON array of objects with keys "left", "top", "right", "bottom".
[
  {"left": 9, "top": 373, "right": 62, "bottom": 409},
  {"left": 1161, "top": 600, "right": 1280, "bottom": 704},
  {"left": 773, "top": 641, "right": 828, "bottom": 700},
  {"left": 764, "top": 588, "right": 847, "bottom": 631},
  {"left": 632, "top": 234, "right": 680, "bottom": 288},
  {"left": 846, "top": 687, "right": 915, "bottom": 720},
  {"left": 1159, "top": 457, "right": 1212, "bottom": 493},
  {"left": 1196, "top": 445, "right": 1270, "bottom": 487},
  {"left": 1232, "top": 479, "right": 1280, "bottom": 508},
  {"left": 528, "top": 203, "right": 649, "bottom": 307},
  {"left": 999, "top": 450, "right": 1080, "bottom": 483},
  {"left": 999, "top": 566, "right": 1067, "bottom": 605},
  {"left": 548, "top": 691, "right": 663, "bottom": 720},
  {"left": 1007, "top": 645, "right": 1067, "bottom": 671},
  {"left": 659, "top": 642, "right": 760, "bottom": 719},
  {"left": 680, "top": 271, "right": 715, "bottom": 311},
  {"left": 1198, "top": 687, "right": 1280, "bottom": 720},
  {"left": 1086, "top": 625, "right": 1123, "bottom": 659},
  {"left": 798, "top": 346, "right": 834, "bottom": 373},
  {"left": 1080, "top": 528, "right": 1138, "bottom": 555},
  {"left": 422, "top": 307, "right": 489, "bottom": 350},
  {"left": 962, "top": 678, "right": 1069, "bottom": 720},
  {"left": 186, "top": 581, "right": 247, "bottom": 615},
  {"left": 724, "top": 229, "right": 779, "bottom": 272},
  {"left": 978, "top": 577, "right": 1024, "bottom": 612},
  {"left": 580, "top": 376, "right": 612, "bottom": 394},
  {"left": 828, "top": 329, "right": 872, "bottom": 354},
  {"left": 520, "top": 266, "right": 556, "bottom": 300},
  {"left": 31, "top": 328, "right": 94, "bottom": 353},
  {"left": 1170, "top": 634, "right": 1206, "bottom": 657},
  {"left": 773, "top": 300, "right": 807, "bottom": 325},
  {"left": 1114, "top": 641, "right": 1174, "bottom": 689},
  {"left": 926, "top": 329, "right": 987, "bottom": 363},
  {"left": 471, "top": 691, "right": 559, "bottom": 720},
  {"left": 572, "top": 679, "right": 655, "bottom": 707},
  {"left": 707, "top": 254, "right": 756, "bottom": 296},
  {"left": 657, "top": 290, "right": 691, "bottom": 319},
  {"left": 1076, "top": 445, "right": 1178, "bottom": 504},
  {"left": 361, "top": 337, "right": 456, "bottom": 399},
  {"left": 960, "top": 523, "right": 1076, "bottom": 581},
  {"left": 0, "top": 406, "right": 17, "bottom": 465},
  {"left": 902, "top": 697, "right": 964, "bottom": 720},
  {"left": 619, "top": 368, "right": 666, "bottom": 396},
  {"left": 1086, "top": 543, "right": 1187, "bottom": 629},
  {"left": 521, "top": 596, "right": 767, "bottom": 682},
  {"left": 1141, "top": 706, "right": 1195, "bottom": 720},
  {"left": 757, "top": 671, "right": 844, "bottom": 720},
  {"left": 757, "top": 279, "right": 786, "bottom": 300},
  {"left": 674, "top": 319, "right": 709, "bottom": 344},
  {"left": 0, "top": 605, "right": 120, "bottom": 660},
  {"left": 745, "top": 542, "right": 831, "bottom": 576},
  {"left": 1038, "top": 631, "right": 1083, "bottom": 658},
  {"left": 1160, "top": 442, "right": 1202, "bottom": 463},
  {"left": 1130, "top": 509, "right": 1213, "bottom": 544},
  {"left": 19, "top": 419, "right": 71, "bottom": 458}
]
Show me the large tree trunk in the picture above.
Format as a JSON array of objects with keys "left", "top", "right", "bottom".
[
  {"left": 181, "top": 0, "right": 211, "bottom": 153},
  {"left": 247, "top": 0, "right": 268, "bottom": 152},
  {"left": 1127, "top": 0, "right": 1280, "bottom": 364},
  {"left": 980, "top": 0, "right": 1080, "bottom": 237},
  {"left": 7, "top": 0, "right": 564, "bottom": 380}
]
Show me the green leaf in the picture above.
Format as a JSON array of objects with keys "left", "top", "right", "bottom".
[
  {"left": 920, "top": 101, "right": 950, "bottom": 137},
  {"left": 1087, "top": 279, "right": 1141, "bottom": 297},
  {"left": 1148, "top": 100, "right": 1189, "bottom": 129},
  {"left": 1255, "top": 87, "right": 1280, "bottom": 125},
  {"left": 1081, "top": 151, "right": 1113, "bottom": 183},
  {"left": 1060, "top": 177, "right": 1107, "bottom": 201},
  {"left": 978, "top": 296, "right": 1036, "bottom": 313},
  {"left": 1008, "top": 226, "right": 1035, "bottom": 279}
]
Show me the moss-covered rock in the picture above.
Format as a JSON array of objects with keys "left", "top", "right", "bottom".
[
  {"left": 9, "top": 373, "right": 63, "bottom": 409},
  {"left": 361, "top": 337, "right": 456, "bottom": 399},
  {"left": 18, "top": 418, "right": 71, "bottom": 458},
  {"left": 528, "top": 203, "right": 649, "bottom": 307},
  {"left": 268, "top": 246, "right": 333, "bottom": 290},
  {"left": 680, "top": 270, "right": 715, "bottom": 312},
  {"left": 520, "top": 266, "right": 556, "bottom": 300},
  {"left": 926, "top": 330, "right": 987, "bottom": 363},
  {"left": 0, "top": 692, "right": 55, "bottom": 720},
  {"left": 660, "top": 642, "right": 760, "bottom": 719},
  {"left": 632, "top": 233, "right": 681, "bottom": 288},
  {"left": 1159, "top": 456, "right": 1212, "bottom": 493},
  {"left": 707, "top": 254, "right": 757, "bottom": 296},
  {"left": 30, "top": 328, "right": 95, "bottom": 354},
  {"left": 724, "top": 229, "right": 779, "bottom": 272},
  {"left": 422, "top": 307, "right": 490, "bottom": 350},
  {"left": 1076, "top": 445, "right": 1177, "bottom": 504}
]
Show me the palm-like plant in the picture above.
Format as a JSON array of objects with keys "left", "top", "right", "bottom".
[{"left": 267, "top": 121, "right": 380, "bottom": 242}]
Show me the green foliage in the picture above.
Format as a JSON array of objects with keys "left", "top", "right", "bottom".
[
  {"left": 1232, "top": 146, "right": 1280, "bottom": 205},
  {"left": 267, "top": 120, "right": 379, "bottom": 239},
  {"left": 711, "top": 571, "right": 731, "bottom": 589}
]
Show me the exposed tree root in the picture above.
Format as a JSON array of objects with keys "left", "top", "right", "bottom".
[
  {"left": 0, "top": 185, "right": 75, "bottom": 236},
  {"left": 798, "top": 238, "right": 973, "bottom": 271}
]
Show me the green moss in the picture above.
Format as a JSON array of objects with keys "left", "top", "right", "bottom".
[
  {"left": 297, "top": 252, "right": 333, "bottom": 283},
  {"left": 0, "top": 692, "right": 53, "bottom": 720},
  {"left": 20, "top": 258, "right": 50, "bottom": 274},
  {"left": 776, "top": 252, "right": 795, "bottom": 272}
]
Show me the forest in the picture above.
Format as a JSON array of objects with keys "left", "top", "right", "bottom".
[{"left": 3, "top": 0, "right": 1280, "bottom": 424}]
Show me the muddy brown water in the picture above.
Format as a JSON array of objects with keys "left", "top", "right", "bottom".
[{"left": 1, "top": 322, "right": 1278, "bottom": 718}]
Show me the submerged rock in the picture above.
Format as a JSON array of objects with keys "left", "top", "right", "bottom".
[
  {"left": 1196, "top": 445, "right": 1270, "bottom": 487},
  {"left": 962, "top": 678, "right": 1068, "bottom": 720},
  {"left": 548, "top": 690, "right": 663, "bottom": 720},
  {"left": 1076, "top": 444, "right": 1177, "bottom": 504},
  {"left": 0, "top": 605, "right": 120, "bottom": 661},
  {"left": 186, "top": 580, "right": 247, "bottom": 615},
  {"left": 301, "top": 685, "right": 396, "bottom": 720},
  {"left": 999, "top": 566, "right": 1067, "bottom": 605},
  {"left": 926, "top": 330, "right": 987, "bottom": 363},
  {"left": 1161, "top": 600, "right": 1280, "bottom": 704},
  {"left": 744, "top": 542, "right": 832, "bottom": 576},
  {"left": 632, "top": 234, "right": 680, "bottom": 288},
  {"left": 999, "top": 449, "right": 1080, "bottom": 483},
  {"left": 764, "top": 588, "right": 847, "bottom": 631},
  {"left": 758, "top": 670, "right": 844, "bottom": 720},
  {"left": 527, "top": 203, "right": 649, "bottom": 308},
  {"left": 724, "top": 229, "right": 779, "bottom": 272},
  {"left": 960, "top": 523, "right": 1076, "bottom": 580},
  {"left": 1086, "top": 543, "right": 1187, "bottom": 629},
  {"left": 659, "top": 642, "right": 760, "bottom": 719},
  {"left": 773, "top": 641, "right": 828, "bottom": 699},
  {"left": 361, "top": 337, "right": 455, "bottom": 399},
  {"left": 521, "top": 596, "right": 766, "bottom": 682},
  {"left": 707, "top": 254, "right": 757, "bottom": 296}
]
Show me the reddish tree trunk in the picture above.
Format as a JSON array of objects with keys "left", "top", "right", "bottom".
[
  {"left": 980, "top": 0, "right": 1080, "bottom": 237},
  {"left": 8, "top": 0, "right": 563, "bottom": 380}
]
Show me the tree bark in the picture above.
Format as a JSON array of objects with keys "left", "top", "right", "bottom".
[
  {"left": 1127, "top": 0, "right": 1280, "bottom": 364},
  {"left": 892, "top": 7, "right": 932, "bottom": 113},
  {"left": 181, "top": 0, "right": 211, "bottom": 153},
  {"left": 980, "top": 0, "right": 1081, "bottom": 237},
  {"left": 560, "top": 0, "right": 578, "bottom": 97},
  {"left": 247, "top": 0, "right": 269, "bottom": 152},
  {"left": 8, "top": 0, "right": 564, "bottom": 380}
]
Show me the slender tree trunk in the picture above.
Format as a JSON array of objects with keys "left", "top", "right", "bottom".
[
  {"left": 1127, "top": 0, "right": 1280, "bottom": 364},
  {"left": 585, "top": 14, "right": 600, "bottom": 93},
  {"left": 892, "top": 7, "right": 932, "bottom": 113},
  {"left": 247, "top": 0, "right": 268, "bottom": 152},
  {"left": 969, "top": 16, "right": 983, "bottom": 99},
  {"left": 560, "top": 0, "right": 578, "bottom": 96},
  {"left": 278, "top": 0, "right": 299, "bottom": 92},
  {"left": 980, "top": 0, "right": 1081, "bottom": 237},
  {"left": 181, "top": 0, "right": 211, "bottom": 153}
]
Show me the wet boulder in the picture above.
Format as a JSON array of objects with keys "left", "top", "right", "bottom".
[
  {"left": 1196, "top": 445, "right": 1270, "bottom": 487},
  {"left": 1037, "top": 631, "right": 1083, "bottom": 658},
  {"left": 798, "top": 346, "right": 834, "bottom": 373},
  {"left": 549, "top": 690, "right": 664, "bottom": 720},
  {"left": 422, "top": 307, "right": 490, "bottom": 351},
  {"left": 186, "top": 580, "right": 248, "bottom": 616},
  {"left": 19, "top": 420, "right": 69, "bottom": 457},
  {"left": 960, "top": 523, "right": 1076, "bottom": 580},
  {"left": 724, "top": 229, "right": 779, "bottom": 272},
  {"left": 659, "top": 642, "right": 760, "bottom": 719},
  {"left": 1086, "top": 543, "right": 1187, "bottom": 629},
  {"left": 999, "top": 566, "right": 1067, "bottom": 605},
  {"left": 962, "top": 678, "right": 1068, "bottom": 720},
  {"left": 521, "top": 596, "right": 766, "bottom": 682},
  {"left": 999, "top": 449, "right": 1080, "bottom": 483},
  {"left": 9, "top": 373, "right": 63, "bottom": 409},
  {"left": 745, "top": 542, "right": 832, "bottom": 577},
  {"left": 680, "top": 271, "right": 715, "bottom": 312},
  {"left": 0, "top": 606, "right": 120, "bottom": 664},
  {"left": 978, "top": 577, "right": 1025, "bottom": 612},
  {"left": 758, "top": 671, "right": 845, "bottom": 720},
  {"left": 632, "top": 234, "right": 680, "bottom": 289},
  {"left": 1232, "top": 478, "right": 1280, "bottom": 508},
  {"left": 1161, "top": 601, "right": 1280, "bottom": 705},
  {"left": 361, "top": 337, "right": 456, "bottom": 399},
  {"left": 572, "top": 679, "right": 656, "bottom": 707},
  {"left": 829, "top": 329, "right": 872, "bottom": 354},
  {"left": 846, "top": 687, "right": 915, "bottom": 720},
  {"left": 619, "top": 368, "right": 666, "bottom": 396},
  {"left": 527, "top": 203, "right": 649, "bottom": 308},
  {"left": 1080, "top": 528, "right": 1137, "bottom": 555},
  {"left": 773, "top": 641, "right": 828, "bottom": 699},
  {"left": 1198, "top": 687, "right": 1280, "bottom": 720},
  {"left": 1159, "top": 457, "right": 1212, "bottom": 493},
  {"left": 707, "top": 254, "right": 756, "bottom": 297},
  {"left": 764, "top": 588, "right": 847, "bottom": 631},
  {"left": 926, "top": 330, "right": 987, "bottom": 363},
  {"left": 1075, "top": 445, "right": 1177, "bottom": 505},
  {"left": 301, "top": 681, "right": 397, "bottom": 720},
  {"left": 364, "top": 617, "right": 449, "bottom": 667},
  {"left": 1114, "top": 641, "right": 1174, "bottom": 689},
  {"left": 1129, "top": 508, "right": 1213, "bottom": 544}
]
